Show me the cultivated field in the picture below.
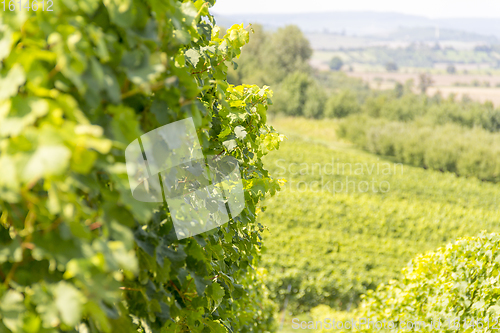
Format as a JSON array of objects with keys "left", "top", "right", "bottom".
[
  {"left": 347, "top": 72, "right": 500, "bottom": 87},
  {"left": 311, "top": 49, "right": 499, "bottom": 72},
  {"left": 345, "top": 72, "right": 500, "bottom": 106},
  {"left": 426, "top": 86, "right": 500, "bottom": 105}
]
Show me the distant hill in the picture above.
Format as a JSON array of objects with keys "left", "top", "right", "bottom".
[
  {"left": 213, "top": 12, "right": 500, "bottom": 42},
  {"left": 305, "top": 28, "right": 499, "bottom": 51},
  {"left": 380, "top": 27, "right": 499, "bottom": 43}
]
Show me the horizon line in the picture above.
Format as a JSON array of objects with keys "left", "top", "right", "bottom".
[{"left": 211, "top": 10, "right": 500, "bottom": 21}]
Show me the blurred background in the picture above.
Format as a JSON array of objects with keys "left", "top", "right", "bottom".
[{"left": 211, "top": 1, "right": 500, "bottom": 331}]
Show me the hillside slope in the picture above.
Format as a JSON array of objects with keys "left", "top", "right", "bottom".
[{"left": 259, "top": 117, "right": 500, "bottom": 313}]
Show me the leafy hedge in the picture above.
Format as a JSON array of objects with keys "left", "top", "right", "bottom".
[
  {"left": 368, "top": 93, "right": 500, "bottom": 132},
  {"left": 338, "top": 115, "right": 500, "bottom": 182},
  {"left": 0, "top": 1, "right": 283, "bottom": 332}
]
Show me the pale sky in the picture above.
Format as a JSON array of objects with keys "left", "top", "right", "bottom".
[{"left": 211, "top": 0, "right": 500, "bottom": 19}]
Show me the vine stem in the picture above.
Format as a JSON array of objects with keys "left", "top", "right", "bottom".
[
  {"left": 3, "top": 261, "right": 20, "bottom": 286},
  {"left": 48, "top": 64, "right": 60, "bottom": 79},
  {"left": 121, "top": 80, "right": 166, "bottom": 99},
  {"left": 195, "top": 2, "right": 209, "bottom": 19},
  {"left": 4, "top": 207, "right": 36, "bottom": 286},
  {"left": 191, "top": 56, "right": 229, "bottom": 75},
  {"left": 169, "top": 280, "right": 192, "bottom": 303}
]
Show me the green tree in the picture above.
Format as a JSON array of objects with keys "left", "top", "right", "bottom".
[
  {"left": 329, "top": 56, "right": 344, "bottom": 71},
  {"left": 0, "top": 1, "right": 282, "bottom": 332},
  {"left": 393, "top": 82, "right": 404, "bottom": 98},
  {"left": 418, "top": 73, "right": 434, "bottom": 94},
  {"left": 272, "top": 72, "right": 316, "bottom": 116},
  {"left": 261, "top": 25, "right": 313, "bottom": 84},
  {"left": 363, "top": 94, "right": 389, "bottom": 118},
  {"left": 404, "top": 78, "right": 416, "bottom": 94},
  {"left": 324, "top": 90, "right": 361, "bottom": 118},
  {"left": 303, "top": 83, "right": 327, "bottom": 118},
  {"left": 385, "top": 62, "right": 399, "bottom": 72}
]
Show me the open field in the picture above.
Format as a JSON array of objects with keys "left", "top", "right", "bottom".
[
  {"left": 305, "top": 33, "right": 373, "bottom": 50},
  {"left": 346, "top": 72, "right": 500, "bottom": 87},
  {"left": 427, "top": 86, "right": 500, "bottom": 105},
  {"left": 305, "top": 32, "right": 498, "bottom": 52},
  {"left": 311, "top": 49, "right": 500, "bottom": 72},
  {"left": 310, "top": 50, "right": 500, "bottom": 106},
  {"left": 342, "top": 71, "right": 500, "bottom": 105}
]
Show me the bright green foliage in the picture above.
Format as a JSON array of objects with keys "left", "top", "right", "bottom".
[
  {"left": 0, "top": 1, "right": 283, "bottom": 332},
  {"left": 260, "top": 118, "right": 500, "bottom": 313},
  {"left": 340, "top": 232, "right": 500, "bottom": 332},
  {"left": 227, "top": 24, "right": 269, "bottom": 86}
]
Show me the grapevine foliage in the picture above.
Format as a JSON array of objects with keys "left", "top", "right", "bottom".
[{"left": 0, "top": 1, "right": 283, "bottom": 332}]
